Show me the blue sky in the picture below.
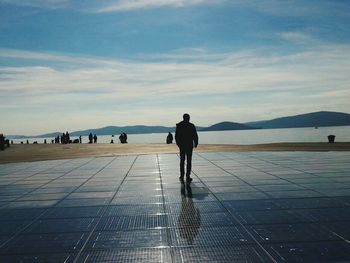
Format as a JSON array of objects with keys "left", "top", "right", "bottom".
[{"left": 1, "top": 0, "right": 350, "bottom": 135}]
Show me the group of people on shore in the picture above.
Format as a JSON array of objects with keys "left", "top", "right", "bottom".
[
  {"left": 88, "top": 133, "right": 98, "bottom": 144},
  {"left": 4, "top": 131, "right": 179, "bottom": 146},
  {"left": 54, "top": 132, "right": 71, "bottom": 144}
]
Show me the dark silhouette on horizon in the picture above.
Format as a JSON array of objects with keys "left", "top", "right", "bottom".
[
  {"left": 166, "top": 132, "right": 173, "bottom": 144},
  {"left": 178, "top": 182, "right": 201, "bottom": 245},
  {"left": 119, "top": 133, "right": 128, "bottom": 144},
  {"left": 0, "top": 134, "right": 5, "bottom": 151},
  {"left": 66, "top": 131, "right": 70, "bottom": 143},
  {"left": 88, "top": 133, "right": 93, "bottom": 144},
  {"left": 246, "top": 111, "right": 350, "bottom": 129},
  {"left": 175, "top": 113, "right": 198, "bottom": 183},
  {"left": 93, "top": 134, "right": 98, "bottom": 144},
  {"left": 60, "top": 131, "right": 71, "bottom": 144}
]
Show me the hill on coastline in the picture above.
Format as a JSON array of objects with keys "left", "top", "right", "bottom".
[
  {"left": 70, "top": 125, "right": 176, "bottom": 137},
  {"left": 12, "top": 122, "right": 255, "bottom": 139},
  {"left": 6, "top": 111, "right": 350, "bottom": 139},
  {"left": 246, "top": 111, "right": 350, "bottom": 129},
  {"left": 40, "top": 122, "right": 254, "bottom": 138},
  {"left": 200, "top": 122, "right": 256, "bottom": 131}
]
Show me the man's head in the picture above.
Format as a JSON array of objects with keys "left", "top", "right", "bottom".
[{"left": 183, "top": 113, "right": 190, "bottom": 122}]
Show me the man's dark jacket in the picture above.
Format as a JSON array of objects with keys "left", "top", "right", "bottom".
[{"left": 175, "top": 121, "right": 198, "bottom": 148}]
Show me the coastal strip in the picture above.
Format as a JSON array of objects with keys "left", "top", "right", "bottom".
[{"left": 1, "top": 143, "right": 350, "bottom": 164}]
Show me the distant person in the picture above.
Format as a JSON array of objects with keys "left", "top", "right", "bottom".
[
  {"left": 119, "top": 133, "right": 128, "bottom": 144},
  {"left": 79, "top": 136, "right": 82, "bottom": 144},
  {"left": 166, "top": 132, "right": 173, "bottom": 144},
  {"left": 0, "top": 134, "right": 5, "bottom": 151},
  {"left": 26, "top": 139, "right": 29, "bottom": 144},
  {"left": 88, "top": 133, "right": 93, "bottom": 144},
  {"left": 66, "top": 131, "right": 70, "bottom": 143},
  {"left": 93, "top": 134, "right": 97, "bottom": 144},
  {"left": 110, "top": 139, "right": 114, "bottom": 144},
  {"left": 175, "top": 113, "right": 198, "bottom": 183}
]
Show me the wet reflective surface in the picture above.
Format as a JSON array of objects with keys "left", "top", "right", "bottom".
[{"left": 0, "top": 152, "right": 350, "bottom": 262}]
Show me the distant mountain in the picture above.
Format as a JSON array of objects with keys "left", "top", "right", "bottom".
[
  {"left": 246, "top": 111, "right": 350, "bottom": 129},
  {"left": 4, "top": 135, "right": 27, "bottom": 139},
  {"left": 37, "top": 132, "right": 62, "bottom": 138},
  {"left": 15, "top": 122, "right": 252, "bottom": 138},
  {"left": 69, "top": 125, "right": 176, "bottom": 137},
  {"left": 200, "top": 122, "right": 255, "bottom": 131},
  {"left": 7, "top": 111, "right": 350, "bottom": 138}
]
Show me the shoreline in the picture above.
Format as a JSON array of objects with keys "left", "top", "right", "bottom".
[{"left": 1, "top": 142, "right": 350, "bottom": 164}]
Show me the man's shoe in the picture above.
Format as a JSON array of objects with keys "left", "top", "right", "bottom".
[
  {"left": 186, "top": 177, "right": 193, "bottom": 183},
  {"left": 179, "top": 176, "right": 184, "bottom": 181}
]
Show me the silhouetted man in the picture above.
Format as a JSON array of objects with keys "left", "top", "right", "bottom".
[{"left": 175, "top": 113, "right": 198, "bottom": 182}]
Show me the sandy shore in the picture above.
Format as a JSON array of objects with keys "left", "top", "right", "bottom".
[{"left": 1, "top": 142, "right": 350, "bottom": 164}]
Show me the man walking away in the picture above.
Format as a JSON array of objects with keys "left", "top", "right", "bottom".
[{"left": 175, "top": 113, "right": 198, "bottom": 183}]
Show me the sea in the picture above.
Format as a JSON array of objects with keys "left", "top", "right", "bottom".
[{"left": 11, "top": 126, "right": 350, "bottom": 145}]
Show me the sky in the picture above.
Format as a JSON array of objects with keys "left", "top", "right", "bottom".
[{"left": 1, "top": 0, "right": 350, "bottom": 135}]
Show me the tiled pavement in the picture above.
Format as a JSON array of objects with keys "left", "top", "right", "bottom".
[{"left": 0, "top": 152, "right": 350, "bottom": 262}]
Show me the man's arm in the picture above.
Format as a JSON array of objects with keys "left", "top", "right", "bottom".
[
  {"left": 193, "top": 125, "right": 198, "bottom": 148},
  {"left": 175, "top": 124, "right": 180, "bottom": 147}
]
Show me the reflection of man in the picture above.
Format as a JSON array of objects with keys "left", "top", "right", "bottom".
[
  {"left": 178, "top": 183, "right": 201, "bottom": 245},
  {"left": 175, "top": 113, "right": 198, "bottom": 182}
]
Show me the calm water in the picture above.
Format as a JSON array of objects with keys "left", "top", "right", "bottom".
[{"left": 12, "top": 126, "right": 350, "bottom": 145}]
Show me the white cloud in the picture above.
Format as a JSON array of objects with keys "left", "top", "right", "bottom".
[
  {"left": 96, "top": 0, "right": 221, "bottom": 12},
  {"left": 0, "top": 0, "right": 68, "bottom": 8},
  {"left": 1, "top": 44, "right": 350, "bottom": 134},
  {"left": 0, "top": 0, "right": 223, "bottom": 12},
  {"left": 0, "top": 49, "right": 121, "bottom": 67},
  {"left": 232, "top": 0, "right": 350, "bottom": 18},
  {"left": 279, "top": 32, "right": 319, "bottom": 45}
]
